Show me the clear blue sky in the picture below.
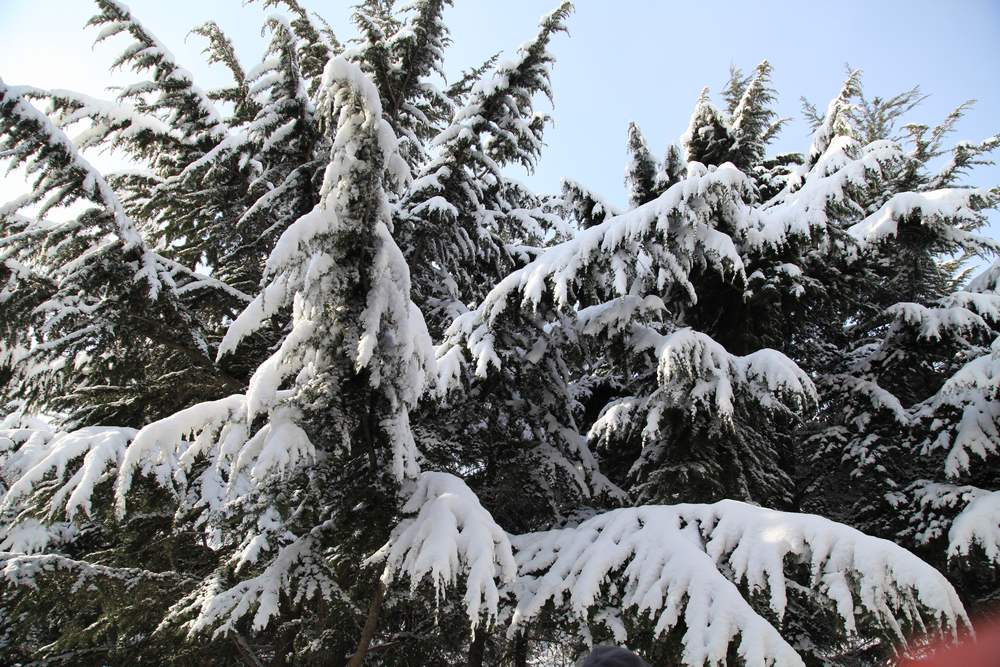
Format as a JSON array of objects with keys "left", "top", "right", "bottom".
[{"left": 1, "top": 0, "right": 998, "bottom": 239}]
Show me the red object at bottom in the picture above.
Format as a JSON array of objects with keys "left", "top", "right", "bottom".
[{"left": 897, "top": 618, "right": 1000, "bottom": 667}]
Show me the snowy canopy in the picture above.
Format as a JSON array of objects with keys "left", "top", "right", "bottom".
[{"left": 2, "top": 1, "right": 999, "bottom": 664}]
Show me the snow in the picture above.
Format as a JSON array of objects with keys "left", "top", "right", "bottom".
[
  {"left": 93, "top": 0, "right": 226, "bottom": 139},
  {"left": 240, "top": 407, "right": 315, "bottom": 483},
  {"left": 949, "top": 491, "right": 1000, "bottom": 563},
  {"left": 908, "top": 482, "right": 988, "bottom": 546},
  {"left": 471, "top": 162, "right": 750, "bottom": 326},
  {"left": 321, "top": 56, "right": 385, "bottom": 122},
  {"left": 938, "top": 337, "right": 1000, "bottom": 396},
  {"left": 21, "top": 86, "right": 176, "bottom": 141},
  {"left": 938, "top": 290, "right": 1000, "bottom": 322},
  {"left": 438, "top": 311, "right": 500, "bottom": 383},
  {"left": 577, "top": 295, "right": 666, "bottom": 336},
  {"left": 0, "top": 79, "right": 166, "bottom": 299},
  {"left": 1, "top": 551, "right": 190, "bottom": 591},
  {"left": 411, "top": 195, "right": 459, "bottom": 220},
  {"left": 109, "top": 389, "right": 324, "bottom": 524},
  {"left": 2, "top": 426, "right": 135, "bottom": 520},
  {"left": 805, "top": 70, "right": 859, "bottom": 167},
  {"left": 510, "top": 501, "right": 967, "bottom": 666},
  {"left": 830, "top": 375, "right": 911, "bottom": 426},
  {"left": 888, "top": 302, "right": 991, "bottom": 341},
  {"left": 172, "top": 524, "right": 347, "bottom": 638},
  {"left": 848, "top": 189, "right": 994, "bottom": 252},
  {"left": 680, "top": 87, "right": 729, "bottom": 158},
  {"left": 757, "top": 138, "right": 903, "bottom": 247},
  {"left": 434, "top": 343, "right": 467, "bottom": 396},
  {"left": 0, "top": 519, "right": 77, "bottom": 554},
  {"left": 937, "top": 394, "right": 1000, "bottom": 479},
  {"left": 114, "top": 393, "right": 247, "bottom": 515},
  {"left": 217, "top": 273, "right": 290, "bottom": 359},
  {"left": 174, "top": 132, "right": 250, "bottom": 180},
  {"left": 356, "top": 220, "right": 424, "bottom": 378},
  {"left": 159, "top": 253, "right": 252, "bottom": 303},
  {"left": 654, "top": 328, "right": 814, "bottom": 417},
  {"left": 969, "top": 260, "right": 1000, "bottom": 293},
  {"left": 561, "top": 178, "right": 622, "bottom": 227},
  {"left": 372, "top": 472, "right": 517, "bottom": 628},
  {"left": 920, "top": 339, "right": 1000, "bottom": 478}
]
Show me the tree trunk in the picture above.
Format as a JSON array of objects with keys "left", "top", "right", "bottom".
[
  {"left": 347, "top": 580, "right": 386, "bottom": 667},
  {"left": 270, "top": 618, "right": 294, "bottom": 667},
  {"left": 232, "top": 633, "right": 264, "bottom": 667},
  {"left": 467, "top": 629, "right": 487, "bottom": 667},
  {"left": 513, "top": 631, "right": 529, "bottom": 667}
]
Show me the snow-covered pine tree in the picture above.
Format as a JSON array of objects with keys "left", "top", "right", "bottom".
[
  {"left": 561, "top": 178, "right": 622, "bottom": 230},
  {"left": 681, "top": 87, "right": 739, "bottom": 171},
  {"left": 801, "top": 85, "right": 1000, "bottom": 615},
  {"left": 0, "top": 419, "right": 241, "bottom": 664},
  {"left": 85, "top": 0, "right": 246, "bottom": 278},
  {"left": 895, "top": 268, "right": 1000, "bottom": 610},
  {"left": 398, "top": 1, "right": 573, "bottom": 332},
  {"left": 0, "top": 2, "right": 542, "bottom": 662},
  {"left": 139, "top": 55, "right": 436, "bottom": 664},
  {"left": 349, "top": 0, "right": 453, "bottom": 173},
  {"left": 625, "top": 122, "right": 659, "bottom": 207},
  {"left": 398, "top": 10, "right": 604, "bottom": 608},
  {"left": 728, "top": 61, "right": 786, "bottom": 171},
  {"left": 654, "top": 143, "right": 686, "bottom": 195},
  {"left": 1, "top": 3, "right": 997, "bottom": 665},
  {"left": 0, "top": 80, "right": 246, "bottom": 428},
  {"left": 219, "top": 14, "right": 323, "bottom": 293},
  {"left": 431, "top": 67, "right": 994, "bottom": 662},
  {"left": 0, "top": 66, "right": 246, "bottom": 661},
  {"left": 1, "top": 52, "right": 436, "bottom": 665},
  {"left": 683, "top": 61, "right": 791, "bottom": 197},
  {"left": 401, "top": 16, "right": 617, "bottom": 654},
  {"left": 252, "top": 0, "right": 340, "bottom": 97}
]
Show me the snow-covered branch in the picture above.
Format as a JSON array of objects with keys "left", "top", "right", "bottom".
[
  {"left": 371, "top": 472, "right": 516, "bottom": 628},
  {"left": 511, "top": 501, "right": 967, "bottom": 666}
]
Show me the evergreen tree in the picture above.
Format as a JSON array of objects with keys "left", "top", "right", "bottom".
[
  {"left": 222, "top": 14, "right": 323, "bottom": 292},
  {"left": 561, "top": 178, "right": 622, "bottom": 230},
  {"left": 624, "top": 122, "right": 658, "bottom": 207},
  {"left": 728, "top": 60, "right": 786, "bottom": 170},
  {"left": 86, "top": 0, "right": 242, "bottom": 276},
  {"left": 681, "top": 87, "right": 738, "bottom": 169},
  {"left": 349, "top": 0, "right": 453, "bottom": 172},
  {"left": 801, "top": 87, "right": 1000, "bottom": 614},
  {"left": 1, "top": 4, "right": 997, "bottom": 666},
  {"left": 0, "top": 79, "right": 245, "bottom": 428},
  {"left": 653, "top": 143, "right": 685, "bottom": 195},
  {"left": 252, "top": 0, "right": 340, "bottom": 96},
  {"left": 398, "top": 1, "right": 573, "bottom": 332},
  {"left": 428, "top": 69, "right": 997, "bottom": 662}
]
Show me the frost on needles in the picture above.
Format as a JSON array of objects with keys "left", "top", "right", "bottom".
[{"left": 2, "top": 1, "right": 1000, "bottom": 665}]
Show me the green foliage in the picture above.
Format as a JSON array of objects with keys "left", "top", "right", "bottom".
[{"left": 1, "top": 2, "right": 998, "bottom": 666}]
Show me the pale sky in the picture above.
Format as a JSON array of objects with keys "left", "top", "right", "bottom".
[{"left": 1, "top": 0, "right": 998, "bottom": 242}]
